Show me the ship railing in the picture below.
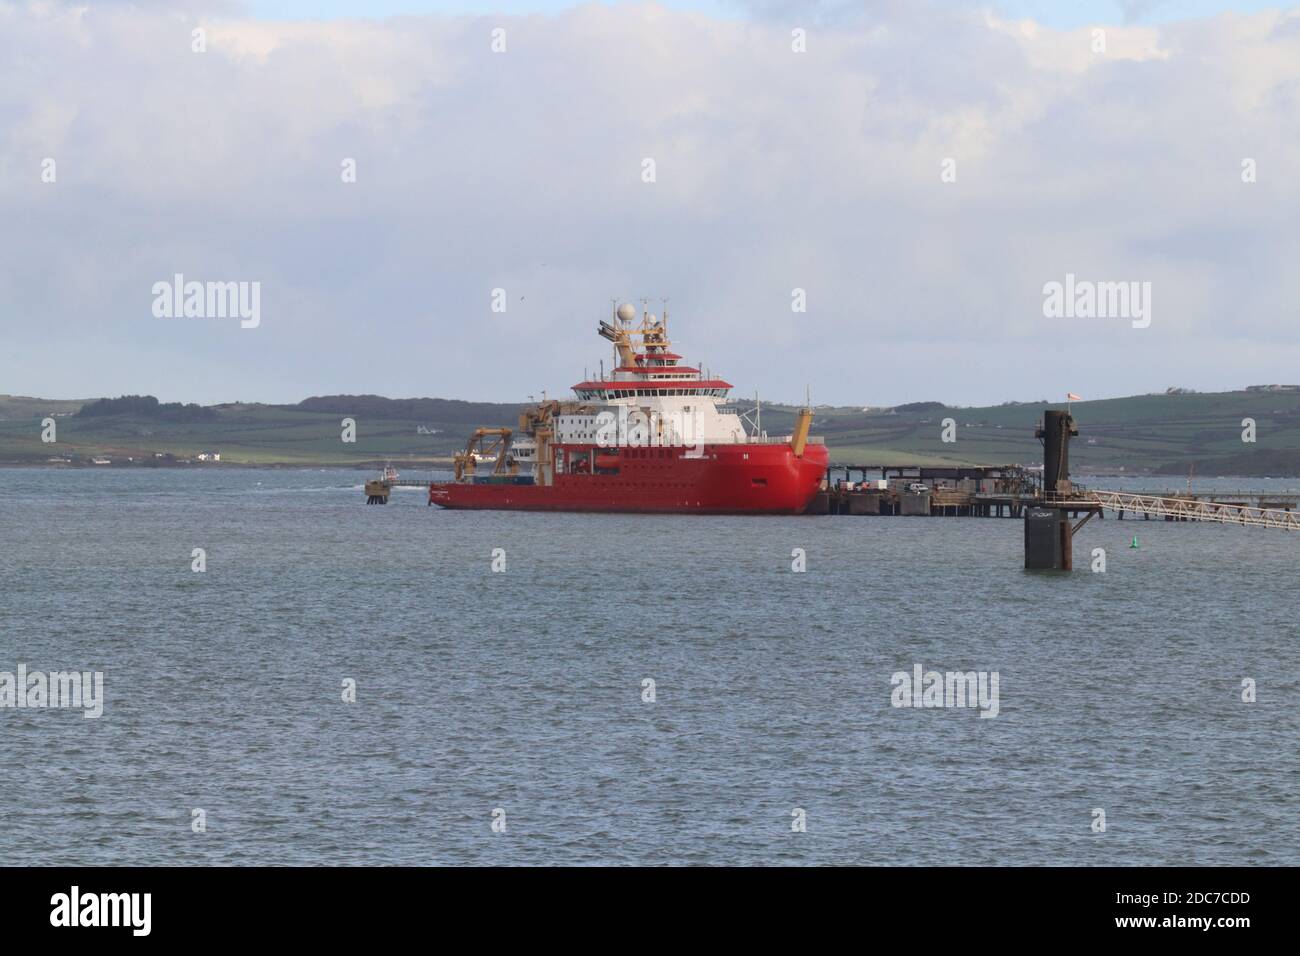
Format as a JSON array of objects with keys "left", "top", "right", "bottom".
[
  {"left": 737, "top": 435, "right": 826, "bottom": 445},
  {"left": 559, "top": 435, "right": 826, "bottom": 448}
]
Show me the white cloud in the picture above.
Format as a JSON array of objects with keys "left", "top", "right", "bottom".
[{"left": 1, "top": 0, "right": 1298, "bottom": 405}]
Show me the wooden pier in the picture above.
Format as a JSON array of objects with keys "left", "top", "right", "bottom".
[
  {"left": 365, "top": 476, "right": 429, "bottom": 504},
  {"left": 813, "top": 462, "right": 1056, "bottom": 517},
  {"left": 812, "top": 487, "right": 1102, "bottom": 518},
  {"left": 812, "top": 476, "right": 1298, "bottom": 530}
]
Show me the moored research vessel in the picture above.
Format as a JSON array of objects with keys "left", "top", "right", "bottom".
[{"left": 428, "top": 302, "right": 828, "bottom": 514}]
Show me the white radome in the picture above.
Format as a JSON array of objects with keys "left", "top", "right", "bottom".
[{"left": 616, "top": 302, "right": 637, "bottom": 322}]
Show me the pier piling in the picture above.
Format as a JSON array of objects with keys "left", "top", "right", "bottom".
[{"left": 1025, "top": 507, "right": 1073, "bottom": 570}]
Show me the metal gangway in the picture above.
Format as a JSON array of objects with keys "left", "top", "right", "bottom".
[{"left": 1051, "top": 490, "right": 1300, "bottom": 531}]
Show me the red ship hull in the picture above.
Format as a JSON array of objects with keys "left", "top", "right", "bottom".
[{"left": 429, "top": 442, "right": 829, "bottom": 514}]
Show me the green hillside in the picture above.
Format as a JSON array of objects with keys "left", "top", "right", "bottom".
[
  {"left": 2, "top": 389, "right": 1299, "bottom": 475},
  {"left": 797, "top": 390, "right": 1300, "bottom": 475},
  {"left": 0, "top": 395, "right": 524, "bottom": 467}
]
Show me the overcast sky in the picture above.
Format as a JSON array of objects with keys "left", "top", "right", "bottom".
[{"left": 2, "top": 0, "right": 1298, "bottom": 407}]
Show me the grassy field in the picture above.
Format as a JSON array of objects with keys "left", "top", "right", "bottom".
[{"left": 4, "top": 390, "right": 1300, "bottom": 475}]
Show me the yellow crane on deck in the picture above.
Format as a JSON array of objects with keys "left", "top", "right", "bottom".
[{"left": 453, "top": 428, "right": 516, "bottom": 481}]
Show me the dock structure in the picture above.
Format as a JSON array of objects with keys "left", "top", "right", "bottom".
[
  {"left": 825, "top": 462, "right": 1033, "bottom": 487},
  {"left": 814, "top": 472, "right": 1300, "bottom": 526},
  {"left": 814, "top": 462, "right": 1038, "bottom": 516},
  {"left": 821, "top": 408, "right": 1300, "bottom": 568},
  {"left": 365, "top": 477, "right": 431, "bottom": 504},
  {"left": 1069, "top": 490, "right": 1300, "bottom": 530},
  {"left": 364, "top": 478, "right": 390, "bottom": 504},
  {"left": 1117, "top": 489, "right": 1299, "bottom": 511}
]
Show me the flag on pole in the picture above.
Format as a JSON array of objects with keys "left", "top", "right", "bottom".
[{"left": 1067, "top": 393, "right": 1082, "bottom": 401}]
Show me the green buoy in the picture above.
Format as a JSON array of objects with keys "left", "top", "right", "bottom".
[{"left": 1130, "top": 535, "right": 1140, "bottom": 549}]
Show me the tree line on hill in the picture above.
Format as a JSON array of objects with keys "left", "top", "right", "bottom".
[{"left": 75, "top": 395, "right": 218, "bottom": 422}]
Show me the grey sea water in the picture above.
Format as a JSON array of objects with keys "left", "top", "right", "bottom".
[{"left": 1, "top": 467, "right": 1296, "bottom": 866}]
